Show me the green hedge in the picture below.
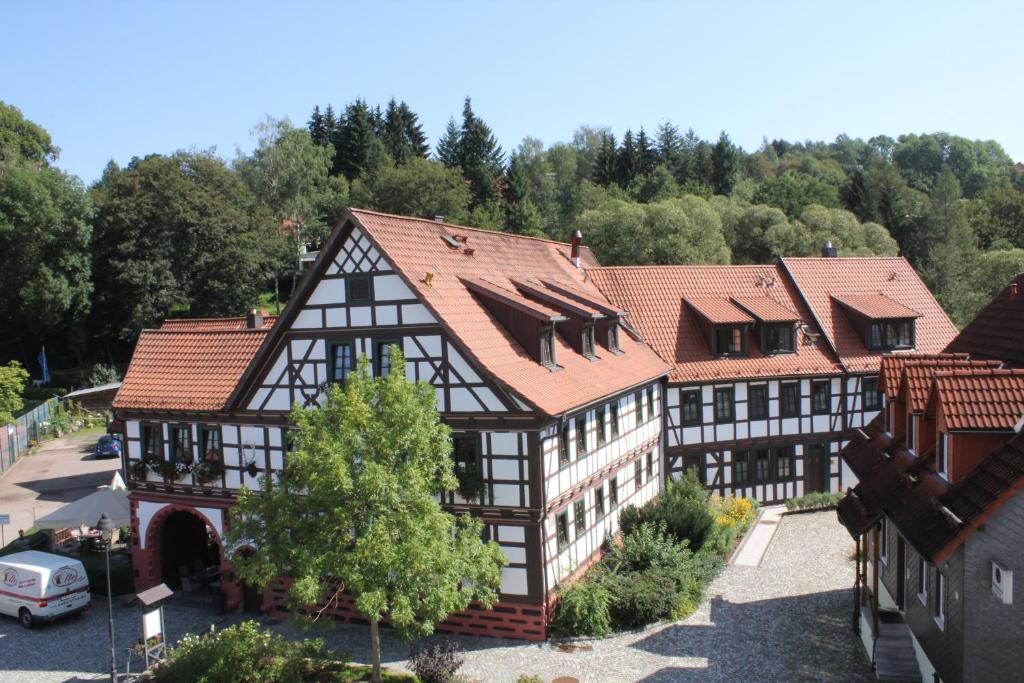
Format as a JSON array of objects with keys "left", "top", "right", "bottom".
[{"left": 784, "top": 491, "right": 844, "bottom": 512}]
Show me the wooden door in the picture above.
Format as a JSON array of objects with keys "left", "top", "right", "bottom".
[{"left": 805, "top": 443, "right": 830, "bottom": 493}]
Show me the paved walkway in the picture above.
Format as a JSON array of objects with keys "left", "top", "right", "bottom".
[
  {"left": 0, "top": 429, "right": 119, "bottom": 544},
  {"left": 730, "top": 504, "right": 785, "bottom": 566},
  {"left": 0, "top": 510, "right": 873, "bottom": 682}
]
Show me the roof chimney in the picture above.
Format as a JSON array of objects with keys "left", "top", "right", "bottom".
[
  {"left": 821, "top": 241, "right": 838, "bottom": 258},
  {"left": 570, "top": 230, "right": 583, "bottom": 269},
  {"left": 1010, "top": 282, "right": 1020, "bottom": 299},
  {"left": 246, "top": 308, "right": 263, "bottom": 329},
  {"left": 434, "top": 215, "right": 444, "bottom": 223}
]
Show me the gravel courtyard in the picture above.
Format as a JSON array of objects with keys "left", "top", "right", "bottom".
[{"left": 0, "top": 511, "right": 873, "bottom": 682}]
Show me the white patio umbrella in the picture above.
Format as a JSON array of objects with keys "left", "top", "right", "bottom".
[{"left": 35, "top": 483, "right": 131, "bottom": 530}]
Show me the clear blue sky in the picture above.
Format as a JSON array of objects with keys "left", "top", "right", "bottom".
[{"left": 5, "top": 1, "right": 1022, "bottom": 183}]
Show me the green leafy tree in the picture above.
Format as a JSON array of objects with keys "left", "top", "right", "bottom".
[
  {"left": 0, "top": 102, "right": 92, "bottom": 366},
  {"left": 576, "top": 196, "right": 731, "bottom": 266},
  {"left": 435, "top": 117, "right": 461, "bottom": 168},
  {"left": 754, "top": 171, "right": 840, "bottom": 216},
  {"left": 796, "top": 204, "right": 899, "bottom": 258},
  {"left": 90, "top": 152, "right": 276, "bottom": 344},
  {"left": 350, "top": 157, "right": 472, "bottom": 224},
  {"left": 228, "top": 353, "right": 506, "bottom": 683},
  {"left": 615, "top": 130, "right": 637, "bottom": 188},
  {"left": 87, "top": 363, "right": 120, "bottom": 388},
  {"left": 627, "top": 165, "right": 679, "bottom": 204},
  {"left": 0, "top": 361, "right": 29, "bottom": 425},
  {"left": 591, "top": 133, "right": 618, "bottom": 187}
]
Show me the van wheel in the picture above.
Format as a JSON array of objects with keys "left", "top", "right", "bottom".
[{"left": 18, "top": 608, "right": 33, "bottom": 628}]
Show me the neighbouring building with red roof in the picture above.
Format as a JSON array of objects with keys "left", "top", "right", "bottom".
[
  {"left": 837, "top": 274, "right": 1024, "bottom": 682},
  {"left": 589, "top": 252, "right": 957, "bottom": 505},
  {"left": 113, "top": 210, "right": 669, "bottom": 640}
]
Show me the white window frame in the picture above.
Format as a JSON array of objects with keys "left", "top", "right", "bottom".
[
  {"left": 879, "top": 518, "right": 889, "bottom": 565},
  {"left": 938, "top": 432, "right": 949, "bottom": 480},
  {"left": 934, "top": 570, "right": 946, "bottom": 631}
]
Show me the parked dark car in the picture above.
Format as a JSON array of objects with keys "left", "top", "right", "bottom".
[{"left": 94, "top": 434, "right": 122, "bottom": 459}]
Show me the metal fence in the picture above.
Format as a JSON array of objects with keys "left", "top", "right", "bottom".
[{"left": 1, "top": 398, "right": 59, "bottom": 475}]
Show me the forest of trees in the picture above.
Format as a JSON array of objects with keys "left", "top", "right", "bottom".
[{"left": 2, "top": 97, "right": 1023, "bottom": 384}]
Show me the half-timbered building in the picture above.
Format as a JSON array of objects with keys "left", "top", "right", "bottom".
[
  {"left": 113, "top": 209, "right": 669, "bottom": 640},
  {"left": 589, "top": 253, "right": 957, "bottom": 504}
]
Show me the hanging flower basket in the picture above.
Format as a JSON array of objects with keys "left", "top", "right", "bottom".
[{"left": 127, "top": 459, "right": 148, "bottom": 480}]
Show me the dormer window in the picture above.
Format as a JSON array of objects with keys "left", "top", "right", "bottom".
[
  {"left": 869, "top": 319, "right": 915, "bottom": 350},
  {"left": 540, "top": 326, "right": 557, "bottom": 368},
  {"left": 582, "top": 323, "right": 596, "bottom": 359},
  {"left": 832, "top": 294, "right": 920, "bottom": 352},
  {"left": 763, "top": 324, "right": 795, "bottom": 354},
  {"left": 607, "top": 320, "right": 621, "bottom": 353},
  {"left": 714, "top": 326, "right": 747, "bottom": 356}
]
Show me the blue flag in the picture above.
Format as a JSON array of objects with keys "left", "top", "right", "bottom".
[{"left": 37, "top": 346, "right": 51, "bottom": 385}]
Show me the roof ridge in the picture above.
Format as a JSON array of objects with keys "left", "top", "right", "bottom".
[
  {"left": 934, "top": 368, "right": 1024, "bottom": 378},
  {"left": 140, "top": 328, "right": 269, "bottom": 335},
  {"left": 349, "top": 207, "right": 576, "bottom": 248},
  {"left": 591, "top": 263, "right": 778, "bottom": 272},
  {"left": 782, "top": 256, "right": 907, "bottom": 261}
]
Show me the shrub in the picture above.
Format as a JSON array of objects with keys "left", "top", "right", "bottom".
[
  {"left": 606, "top": 570, "right": 678, "bottom": 629},
  {"left": 154, "top": 620, "right": 345, "bottom": 683},
  {"left": 626, "top": 469, "right": 714, "bottom": 550},
  {"left": 603, "top": 522, "right": 692, "bottom": 575},
  {"left": 617, "top": 503, "right": 644, "bottom": 537},
  {"left": 408, "top": 641, "right": 465, "bottom": 683},
  {"left": 516, "top": 676, "right": 544, "bottom": 683},
  {"left": 551, "top": 576, "right": 613, "bottom": 637},
  {"left": 784, "top": 491, "right": 843, "bottom": 512}
]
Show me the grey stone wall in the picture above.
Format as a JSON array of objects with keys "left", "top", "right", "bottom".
[{"left": 962, "top": 493, "right": 1024, "bottom": 683}]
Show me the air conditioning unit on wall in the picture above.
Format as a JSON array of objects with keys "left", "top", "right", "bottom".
[{"left": 992, "top": 561, "right": 1013, "bottom": 605}]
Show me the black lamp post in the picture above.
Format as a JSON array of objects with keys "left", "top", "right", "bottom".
[{"left": 96, "top": 512, "right": 117, "bottom": 683}]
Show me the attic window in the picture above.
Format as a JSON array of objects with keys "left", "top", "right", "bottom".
[
  {"left": 582, "top": 324, "right": 597, "bottom": 359},
  {"left": 869, "top": 319, "right": 915, "bottom": 350},
  {"left": 607, "top": 320, "right": 621, "bottom": 353},
  {"left": 347, "top": 275, "right": 372, "bottom": 305},
  {"left": 763, "top": 323, "right": 795, "bottom": 354},
  {"left": 539, "top": 327, "right": 557, "bottom": 368},
  {"left": 714, "top": 326, "right": 747, "bottom": 356}
]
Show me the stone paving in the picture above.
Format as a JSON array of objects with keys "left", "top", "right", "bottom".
[{"left": 0, "top": 511, "right": 873, "bottom": 682}]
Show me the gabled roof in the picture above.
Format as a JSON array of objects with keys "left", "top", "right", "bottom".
[
  {"left": 588, "top": 264, "right": 842, "bottom": 383},
  {"left": 343, "top": 210, "right": 669, "bottom": 415},
  {"left": 899, "top": 359, "right": 1003, "bottom": 413},
  {"left": 231, "top": 209, "right": 669, "bottom": 417},
  {"left": 946, "top": 273, "right": 1024, "bottom": 367},
  {"left": 839, "top": 416, "right": 1024, "bottom": 563},
  {"left": 831, "top": 293, "right": 921, "bottom": 320},
  {"left": 160, "top": 316, "right": 278, "bottom": 331},
  {"left": 925, "top": 369, "right": 1024, "bottom": 431},
  {"left": 731, "top": 296, "right": 799, "bottom": 322},
  {"left": 685, "top": 298, "right": 755, "bottom": 325},
  {"left": 878, "top": 353, "right": 969, "bottom": 400},
  {"left": 781, "top": 257, "right": 958, "bottom": 373},
  {"left": 114, "top": 329, "right": 269, "bottom": 412}
]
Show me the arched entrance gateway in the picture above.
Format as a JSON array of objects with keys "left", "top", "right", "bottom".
[
  {"left": 133, "top": 503, "right": 245, "bottom": 612},
  {"left": 158, "top": 511, "right": 220, "bottom": 590}
]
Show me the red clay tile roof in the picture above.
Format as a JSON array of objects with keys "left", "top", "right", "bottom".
[
  {"left": 588, "top": 265, "right": 842, "bottom": 383},
  {"left": 345, "top": 210, "right": 670, "bottom": 415},
  {"left": 900, "top": 360, "right": 1003, "bottom": 413},
  {"left": 925, "top": 369, "right": 1024, "bottom": 430},
  {"left": 839, "top": 415, "right": 1024, "bottom": 563},
  {"left": 946, "top": 273, "right": 1024, "bottom": 367},
  {"left": 685, "top": 298, "right": 755, "bottom": 325},
  {"left": 832, "top": 293, "right": 921, "bottom": 320},
  {"left": 462, "top": 278, "right": 566, "bottom": 321},
  {"left": 731, "top": 296, "right": 799, "bottom": 322},
  {"left": 114, "top": 329, "right": 269, "bottom": 411},
  {"left": 160, "top": 316, "right": 278, "bottom": 331},
  {"left": 878, "top": 353, "right": 969, "bottom": 400},
  {"left": 781, "top": 257, "right": 958, "bottom": 373}
]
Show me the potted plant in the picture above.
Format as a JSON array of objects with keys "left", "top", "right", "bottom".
[
  {"left": 194, "top": 460, "right": 225, "bottom": 486},
  {"left": 127, "top": 459, "right": 148, "bottom": 480}
]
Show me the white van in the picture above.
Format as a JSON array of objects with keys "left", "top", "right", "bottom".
[{"left": 0, "top": 551, "right": 90, "bottom": 627}]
